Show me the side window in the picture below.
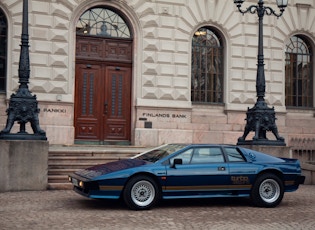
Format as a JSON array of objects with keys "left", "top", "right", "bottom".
[
  {"left": 224, "top": 147, "right": 245, "bottom": 162},
  {"left": 191, "top": 147, "right": 224, "bottom": 164},
  {"left": 170, "top": 149, "right": 193, "bottom": 165}
]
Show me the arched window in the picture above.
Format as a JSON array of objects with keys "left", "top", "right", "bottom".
[
  {"left": 76, "top": 7, "right": 131, "bottom": 38},
  {"left": 0, "top": 9, "right": 7, "bottom": 93},
  {"left": 285, "top": 35, "right": 313, "bottom": 107},
  {"left": 191, "top": 27, "right": 224, "bottom": 103}
]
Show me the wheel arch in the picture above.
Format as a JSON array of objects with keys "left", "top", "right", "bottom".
[
  {"left": 255, "top": 169, "right": 284, "bottom": 183},
  {"left": 121, "top": 172, "right": 162, "bottom": 197}
]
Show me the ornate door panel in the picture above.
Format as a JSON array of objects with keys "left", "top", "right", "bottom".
[
  {"left": 74, "top": 63, "right": 131, "bottom": 143},
  {"left": 74, "top": 64, "right": 103, "bottom": 140},
  {"left": 103, "top": 66, "right": 131, "bottom": 141}
]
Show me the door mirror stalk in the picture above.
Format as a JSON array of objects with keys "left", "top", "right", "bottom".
[{"left": 171, "top": 158, "right": 183, "bottom": 168}]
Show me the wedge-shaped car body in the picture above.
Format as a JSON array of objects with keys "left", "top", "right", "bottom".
[{"left": 69, "top": 144, "right": 305, "bottom": 210}]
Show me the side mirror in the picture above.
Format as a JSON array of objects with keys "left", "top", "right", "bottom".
[{"left": 171, "top": 158, "right": 183, "bottom": 168}]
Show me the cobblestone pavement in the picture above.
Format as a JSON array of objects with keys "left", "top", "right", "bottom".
[{"left": 1, "top": 185, "right": 314, "bottom": 230}]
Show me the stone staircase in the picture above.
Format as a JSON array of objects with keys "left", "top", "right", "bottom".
[{"left": 48, "top": 145, "right": 150, "bottom": 190}]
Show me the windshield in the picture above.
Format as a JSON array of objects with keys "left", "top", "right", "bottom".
[{"left": 134, "top": 144, "right": 187, "bottom": 163}]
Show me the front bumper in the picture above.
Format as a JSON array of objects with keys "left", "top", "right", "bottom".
[
  {"left": 69, "top": 174, "right": 99, "bottom": 193},
  {"left": 296, "top": 175, "right": 305, "bottom": 185}
]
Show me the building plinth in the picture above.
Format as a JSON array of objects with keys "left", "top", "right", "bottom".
[{"left": 0, "top": 140, "right": 48, "bottom": 192}]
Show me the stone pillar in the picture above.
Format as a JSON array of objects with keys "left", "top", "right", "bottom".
[{"left": 0, "top": 140, "right": 48, "bottom": 192}]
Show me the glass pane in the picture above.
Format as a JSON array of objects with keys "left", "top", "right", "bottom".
[
  {"left": 285, "top": 35, "right": 313, "bottom": 107},
  {"left": 170, "top": 148, "right": 194, "bottom": 165},
  {"left": 191, "top": 147, "right": 224, "bottom": 164},
  {"left": 76, "top": 8, "right": 131, "bottom": 38},
  {"left": 225, "top": 147, "right": 245, "bottom": 162},
  {"left": 191, "top": 27, "right": 223, "bottom": 103}
]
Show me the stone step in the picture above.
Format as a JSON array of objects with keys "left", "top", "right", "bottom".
[
  {"left": 47, "top": 182, "right": 73, "bottom": 190},
  {"left": 49, "top": 151, "right": 136, "bottom": 157},
  {"left": 47, "top": 145, "right": 150, "bottom": 190},
  {"left": 48, "top": 156, "right": 128, "bottom": 165},
  {"left": 48, "top": 175, "right": 70, "bottom": 183},
  {"left": 48, "top": 168, "right": 81, "bottom": 175}
]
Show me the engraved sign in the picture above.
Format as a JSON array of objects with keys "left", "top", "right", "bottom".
[
  {"left": 139, "top": 111, "right": 191, "bottom": 122},
  {"left": 43, "top": 108, "right": 67, "bottom": 113}
]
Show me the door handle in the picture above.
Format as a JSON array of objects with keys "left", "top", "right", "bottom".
[
  {"left": 218, "top": 166, "right": 226, "bottom": 171},
  {"left": 104, "top": 102, "right": 108, "bottom": 115}
]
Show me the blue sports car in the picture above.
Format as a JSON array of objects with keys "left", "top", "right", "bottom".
[{"left": 68, "top": 144, "right": 305, "bottom": 210}]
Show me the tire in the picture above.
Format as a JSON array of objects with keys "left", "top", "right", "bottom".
[
  {"left": 251, "top": 173, "right": 284, "bottom": 208},
  {"left": 123, "top": 175, "right": 160, "bottom": 210}
]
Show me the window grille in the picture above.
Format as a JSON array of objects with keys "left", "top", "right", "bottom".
[
  {"left": 285, "top": 35, "right": 313, "bottom": 108},
  {"left": 76, "top": 7, "right": 131, "bottom": 39},
  {"left": 191, "top": 27, "right": 223, "bottom": 104}
]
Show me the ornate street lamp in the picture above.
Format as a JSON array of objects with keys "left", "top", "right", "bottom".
[
  {"left": 0, "top": 0, "right": 46, "bottom": 140},
  {"left": 235, "top": 0, "right": 288, "bottom": 146}
]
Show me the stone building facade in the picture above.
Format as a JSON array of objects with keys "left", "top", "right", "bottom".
[{"left": 0, "top": 0, "right": 314, "bottom": 147}]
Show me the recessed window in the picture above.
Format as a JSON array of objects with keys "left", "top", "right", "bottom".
[
  {"left": 76, "top": 7, "right": 131, "bottom": 39},
  {"left": 285, "top": 35, "right": 313, "bottom": 108},
  {"left": 191, "top": 27, "right": 224, "bottom": 104},
  {"left": 0, "top": 8, "right": 7, "bottom": 93}
]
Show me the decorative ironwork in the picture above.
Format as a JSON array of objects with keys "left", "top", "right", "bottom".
[
  {"left": 0, "top": 0, "right": 46, "bottom": 140},
  {"left": 191, "top": 27, "right": 223, "bottom": 103},
  {"left": 111, "top": 74, "right": 116, "bottom": 116},
  {"left": 235, "top": 0, "right": 286, "bottom": 146},
  {"left": 76, "top": 8, "right": 131, "bottom": 38},
  {"left": 238, "top": 102, "right": 284, "bottom": 145},
  {"left": 118, "top": 74, "right": 123, "bottom": 116},
  {"left": 82, "top": 73, "right": 87, "bottom": 115},
  {"left": 285, "top": 35, "right": 313, "bottom": 107},
  {"left": 89, "top": 73, "right": 94, "bottom": 115}
]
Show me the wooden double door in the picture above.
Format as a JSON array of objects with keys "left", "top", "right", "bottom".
[{"left": 74, "top": 63, "right": 131, "bottom": 144}]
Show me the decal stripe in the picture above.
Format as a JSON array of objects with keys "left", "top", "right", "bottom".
[
  {"left": 285, "top": 181, "right": 295, "bottom": 186},
  {"left": 99, "top": 185, "right": 123, "bottom": 191},
  {"left": 164, "top": 184, "right": 252, "bottom": 191},
  {"left": 99, "top": 185, "right": 252, "bottom": 191},
  {"left": 99, "top": 182, "right": 294, "bottom": 191}
]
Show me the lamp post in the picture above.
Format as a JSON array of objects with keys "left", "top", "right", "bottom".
[
  {"left": 235, "top": 0, "right": 287, "bottom": 146},
  {"left": 0, "top": 0, "right": 46, "bottom": 140}
]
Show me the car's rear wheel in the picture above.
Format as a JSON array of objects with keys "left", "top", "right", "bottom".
[
  {"left": 251, "top": 173, "right": 284, "bottom": 208},
  {"left": 123, "top": 175, "right": 159, "bottom": 210}
]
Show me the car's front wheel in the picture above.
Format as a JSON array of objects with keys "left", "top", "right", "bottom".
[
  {"left": 251, "top": 173, "right": 284, "bottom": 208},
  {"left": 123, "top": 175, "right": 160, "bottom": 210}
]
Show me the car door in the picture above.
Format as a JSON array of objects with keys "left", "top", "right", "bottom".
[
  {"left": 224, "top": 146, "right": 256, "bottom": 188},
  {"left": 164, "top": 146, "right": 230, "bottom": 198}
]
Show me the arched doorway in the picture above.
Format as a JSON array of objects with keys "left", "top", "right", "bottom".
[{"left": 74, "top": 7, "right": 133, "bottom": 145}]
